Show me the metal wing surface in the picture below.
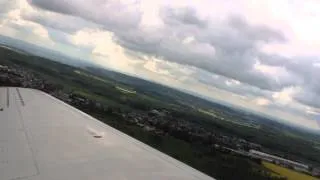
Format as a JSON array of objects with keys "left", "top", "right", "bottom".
[{"left": 0, "top": 87, "right": 215, "bottom": 180}]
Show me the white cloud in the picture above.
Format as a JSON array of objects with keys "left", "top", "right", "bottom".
[
  {"left": 254, "top": 61, "right": 281, "bottom": 75},
  {"left": 225, "top": 79, "right": 241, "bottom": 86},
  {"left": 143, "top": 60, "right": 171, "bottom": 76},
  {"left": 253, "top": 97, "right": 271, "bottom": 106},
  {"left": 0, "top": 0, "right": 54, "bottom": 46},
  {"left": 182, "top": 36, "right": 195, "bottom": 44},
  {"left": 306, "top": 107, "right": 319, "bottom": 115},
  {"left": 272, "top": 86, "right": 301, "bottom": 105},
  {"left": 70, "top": 28, "right": 137, "bottom": 71},
  {"left": 1, "top": 0, "right": 320, "bottom": 129}
]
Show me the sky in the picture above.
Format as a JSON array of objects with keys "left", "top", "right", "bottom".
[{"left": 0, "top": 0, "right": 320, "bottom": 130}]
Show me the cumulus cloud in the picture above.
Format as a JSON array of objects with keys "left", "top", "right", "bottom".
[
  {"left": 0, "top": 1, "right": 54, "bottom": 46},
  {"left": 29, "top": 0, "right": 141, "bottom": 31},
  {"left": 1, "top": 0, "right": 320, "bottom": 128},
  {"left": 259, "top": 53, "right": 320, "bottom": 108},
  {"left": 160, "top": 6, "right": 208, "bottom": 28},
  {"left": 26, "top": 0, "right": 291, "bottom": 91},
  {"left": 253, "top": 97, "right": 271, "bottom": 106},
  {"left": 115, "top": 13, "right": 288, "bottom": 91}
]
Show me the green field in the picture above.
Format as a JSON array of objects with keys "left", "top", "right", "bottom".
[
  {"left": 198, "top": 108, "right": 260, "bottom": 129},
  {"left": 262, "top": 161, "right": 318, "bottom": 180}
]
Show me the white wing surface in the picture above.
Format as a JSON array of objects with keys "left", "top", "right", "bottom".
[{"left": 0, "top": 87, "right": 215, "bottom": 180}]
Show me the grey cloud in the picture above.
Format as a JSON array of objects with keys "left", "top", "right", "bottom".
[
  {"left": 295, "top": 88, "right": 319, "bottom": 111},
  {"left": 285, "top": 57, "right": 320, "bottom": 83},
  {"left": 3, "top": 21, "right": 36, "bottom": 36},
  {"left": 160, "top": 7, "right": 207, "bottom": 28},
  {"left": 22, "top": 11, "right": 101, "bottom": 33},
  {"left": 295, "top": 90, "right": 320, "bottom": 109},
  {"left": 260, "top": 54, "right": 320, "bottom": 108},
  {"left": 266, "top": 102, "right": 315, "bottom": 119},
  {"left": 28, "top": 0, "right": 78, "bottom": 15},
  {"left": 115, "top": 9, "right": 288, "bottom": 90},
  {"left": 258, "top": 53, "right": 289, "bottom": 66},
  {"left": 29, "top": 0, "right": 142, "bottom": 31},
  {"left": 260, "top": 54, "right": 320, "bottom": 84},
  {"left": 193, "top": 69, "right": 273, "bottom": 98},
  {"left": 194, "top": 68, "right": 314, "bottom": 118},
  {"left": 295, "top": 79, "right": 320, "bottom": 109},
  {"left": 46, "top": 28, "right": 73, "bottom": 45},
  {"left": 228, "top": 17, "right": 286, "bottom": 43}
]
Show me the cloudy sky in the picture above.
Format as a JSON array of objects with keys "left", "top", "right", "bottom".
[{"left": 1, "top": 0, "right": 320, "bottom": 130}]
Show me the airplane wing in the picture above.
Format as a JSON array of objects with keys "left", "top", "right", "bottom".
[{"left": 0, "top": 87, "right": 215, "bottom": 180}]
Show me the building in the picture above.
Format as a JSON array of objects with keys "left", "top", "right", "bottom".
[
  {"left": 249, "top": 150, "right": 309, "bottom": 172},
  {"left": 312, "top": 168, "right": 320, "bottom": 177}
]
